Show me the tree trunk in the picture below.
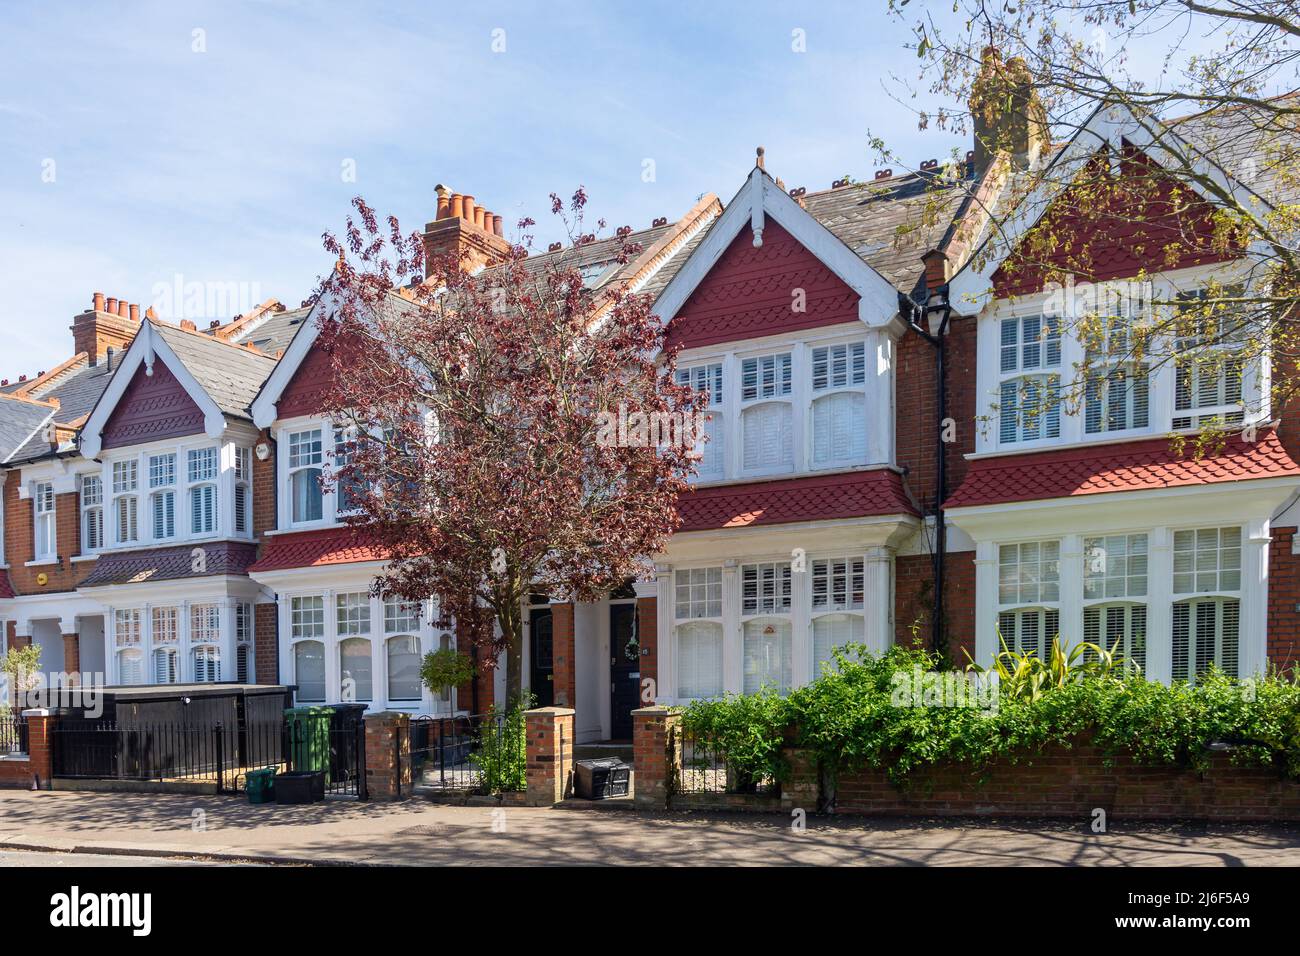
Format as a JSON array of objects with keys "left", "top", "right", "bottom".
[{"left": 496, "top": 596, "right": 524, "bottom": 708}]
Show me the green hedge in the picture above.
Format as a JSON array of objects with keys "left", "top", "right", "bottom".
[{"left": 680, "top": 646, "right": 1300, "bottom": 786}]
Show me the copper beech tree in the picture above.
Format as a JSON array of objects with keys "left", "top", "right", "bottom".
[{"left": 315, "top": 195, "right": 704, "bottom": 703}]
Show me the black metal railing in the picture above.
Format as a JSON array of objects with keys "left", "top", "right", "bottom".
[
  {"left": 409, "top": 712, "right": 526, "bottom": 794},
  {"left": 49, "top": 706, "right": 367, "bottom": 799},
  {"left": 673, "top": 724, "right": 776, "bottom": 796},
  {"left": 0, "top": 713, "right": 27, "bottom": 755}
]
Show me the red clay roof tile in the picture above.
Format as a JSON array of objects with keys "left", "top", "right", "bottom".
[
  {"left": 945, "top": 430, "right": 1300, "bottom": 509},
  {"left": 677, "top": 469, "right": 917, "bottom": 532},
  {"left": 248, "top": 527, "right": 388, "bottom": 573}
]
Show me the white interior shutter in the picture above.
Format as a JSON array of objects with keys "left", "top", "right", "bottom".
[
  {"left": 742, "top": 402, "right": 792, "bottom": 471},
  {"left": 813, "top": 614, "right": 864, "bottom": 674},
  {"left": 812, "top": 392, "right": 866, "bottom": 465},
  {"left": 677, "top": 622, "right": 722, "bottom": 699}
]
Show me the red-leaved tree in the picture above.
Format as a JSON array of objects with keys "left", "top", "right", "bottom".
[{"left": 315, "top": 194, "right": 703, "bottom": 703}]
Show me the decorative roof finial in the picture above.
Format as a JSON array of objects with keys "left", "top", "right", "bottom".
[{"left": 756, "top": 146, "right": 765, "bottom": 170}]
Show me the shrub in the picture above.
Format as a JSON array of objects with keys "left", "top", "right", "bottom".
[
  {"left": 680, "top": 644, "right": 1300, "bottom": 786},
  {"left": 471, "top": 697, "right": 531, "bottom": 793}
]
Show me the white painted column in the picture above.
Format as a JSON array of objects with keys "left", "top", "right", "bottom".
[
  {"left": 218, "top": 598, "right": 237, "bottom": 684},
  {"left": 179, "top": 601, "right": 190, "bottom": 682},
  {"left": 863, "top": 547, "right": 893, "bottom": 654},
  {"left": 370, "top": 593, "right": 385, "bottom": 710},
  {"left": 103, "top": 612, "right": 118, "bottom": 685},
  {"left": 323, "top": 588, "right": 339, "bottom": 704},
  {"left": 790, "top": 556, "right": 811, "bottom": 688},
  {"left": 1145, "top": 527, "right": 1173, "bottom": 683},
  {"left": 721, "top": 560, "right": 741, "bottom": 694},
  {"left": 790, "top": 341, "right": 809, "bottom": 472},
  {"left": 722, "top": 354, "right": 740, "bottom": 480},
  {"left": 867, "top": 329, "right": 896, "bottom": 465},
  {"left": 654, "top": 565, "right": 673, "bottom": 702},
  {"left": 973, "top": 541, "right": 997, "bottom": 666},
  {"left": 1242, "top": 518, "right": 1271, "bottom": 677},
  {"left": 1058, "top": 534, "right": 1084, "bottom": 653},
  {"left": 278, "top": 599, "right": 293, "bottom": 694}
]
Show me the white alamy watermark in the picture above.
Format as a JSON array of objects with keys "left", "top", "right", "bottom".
[
  {"left": 595, "top": 403, "right": 711, "bottom": 449},
  {"left": 890, "top": 665, "right": 999, "bottom": 713},
  {"left": 1041, "top": 275, "right": 1155, "bottom": 321},
  {"left": 2, "top": 669, "right": 105, "bottom": 717},
  {"left": 149, "top": 273, "right": 264, "bottom": 323}
]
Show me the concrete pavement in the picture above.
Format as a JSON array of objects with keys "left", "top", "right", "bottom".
[{"left": 2, "top": 790, "right": 1300, "bottom": 865}]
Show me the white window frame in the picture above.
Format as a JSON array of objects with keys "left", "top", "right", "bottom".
[
  {"left": 187, "top": 448, "right": 220, "bottom": 537},
  {"left": 673, "top": 566, "right": 724, "bottom": 701},
  {"left": 80, "top": 474, "right": 104, "bottom": 554},
  {"left": 810, "top": 557, "right": 865, "bottom": 675},
  {"left": 286, "top": 426, "right": 326, "bottom": 527},
  {"left": 675, "top": 363, "right": 724, "bottom": 481},
  {"left": 33, "top": 481, "right": 56, "bottom": 560},
  {"left": 740, "top": 562, "right": 793, "bottom": 695},
  {"left": 995, "top": 539, "right": 1062, "bottom": 659},
  {"left": 111, "top": 460, "right": 139, "bottom": 546},
  {"left": 233, "top": 447, "right": 253, "bottom": 537}
]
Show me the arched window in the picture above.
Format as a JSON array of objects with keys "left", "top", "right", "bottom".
[
  {"left": 340, "top": 638, "right": 373, "bottom": 702},
  {"left": 387, "top": 635, "right": 422, "bottom": 702},
  {"left": 294, "top": 641, "right": 325, "bottom": 702}
]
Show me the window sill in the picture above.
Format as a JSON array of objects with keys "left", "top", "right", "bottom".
[
  {"left": 70, "top": 554, "right": 99, "bottom": 564},
  {"left": 24, "top": 558, "right": 60, "bottom": 568}
]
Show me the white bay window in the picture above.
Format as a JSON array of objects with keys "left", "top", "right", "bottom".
[
  {"left": 810, "top": 342, "right": 866, "bottom": 467},
  {"left": 996, "top": 540, "right": 1061, "bottom": 659}
]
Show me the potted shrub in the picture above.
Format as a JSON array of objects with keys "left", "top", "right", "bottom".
[{"left": 419, "top": 647, "right": 476, "bottom": 714}]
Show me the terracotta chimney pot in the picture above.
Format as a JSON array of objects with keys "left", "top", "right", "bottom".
[
  {"left": 492, "top": 214, "right": 504, "bottom": 236},
  {"left": 117, "top": 300, "right": 128, "bottom": 317},
  {"left": 450, "top": 194, "right": 464, "bottom": 219},
  {"left": 93, "top": 292, "right": 105, "bottom": 312},
  {"left": 106, "top": 297, "right": 118, "bottom": 314},
  {"left": 129, "top": 303, "right": 140, "bottom": 322},
  {"left": 435, "top": 184, "right": 451, "bottom": 220},
  {"left": 462, "top": 195, "right": 476, "bottom": 223}
]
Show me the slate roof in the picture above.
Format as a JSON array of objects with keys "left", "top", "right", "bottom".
[
  {"left": 248, "top": 527, "right": 388, "bottom": 573},
  {"left": 150, "top": 321, "right": 278, "bottom": 420},
  {"left": 676, "top": 469, "right": 918, "bottom": 532},
  {"left": 79, "top": 541, "right": 260, "bottom": 588},
  {"left": 225, "top": 304, "right": 313, "bottom": 356},
  {"left": 802, "top": 167, "right": 976, "bottom": 293},
  {"left": 944, "top": 430, "right": 1300, "bottom": 509},
  {"left": 0, "top": 394, "right": 55, "bottom": 464},
  {"left": 6, "top": 360, "right": 118, "bottom": 464}
]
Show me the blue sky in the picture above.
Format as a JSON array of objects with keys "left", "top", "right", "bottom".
[{"left": 0, "top": 0, "right": 1233, "bottom": 378}]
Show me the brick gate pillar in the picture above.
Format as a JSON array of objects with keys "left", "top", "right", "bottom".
[
  {"left": 61, "top": 635, "right": 81, "bottom": 685},
  {"left": 525, "top": 706, "right": 574, "bottom": 806},
  {"left": 22, "top": 709, "right": 55, "bottom": 789},
  {"left": 364, "top": 711, "right": 411, "bottom": 800},
  {"left": 632, "top": 706, "right": 681, "bottom": 810},
  {"left": 550, "top": 603, "right": 576, "bottom": 708}
]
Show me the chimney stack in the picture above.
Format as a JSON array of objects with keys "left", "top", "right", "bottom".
[
  {"left": 72, "top": 291, "right": 141, "bottom": 365},
  {"left": 969, "top": 46, "right": 1048, "bottom": 177},
  {"left": 422, "top": 183, "right": 512, "bottom": 273}
]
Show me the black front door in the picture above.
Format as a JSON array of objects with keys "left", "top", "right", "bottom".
[
  {"left": 609, "top": 603, "right": 639, "bottom": 740},
  {"left": 529, "top": 607, "right": 554, "bottom": 708}
]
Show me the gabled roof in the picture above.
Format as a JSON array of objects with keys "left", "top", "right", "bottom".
[
  {"left": 251, "top": 197, "right": 721, "bottom": 429},
  {"left": 652, "top": 165, "right": 906, "bottom": 328},
  {"left": 945, "top": 430, "right": 1300, "bottom": 509},
  {"left": 948, "top": 97, "right": 1295, "bottom": 313},
  {"left": 676, "top": 469, "right": 918, "bottom": 532},
  {"left": 80, "top": 320, "right": 277, "bottom": 457}
]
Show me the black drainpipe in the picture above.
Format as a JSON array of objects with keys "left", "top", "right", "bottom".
[{"left": 901, "top": 286, "right": 954, "bottom": 659}]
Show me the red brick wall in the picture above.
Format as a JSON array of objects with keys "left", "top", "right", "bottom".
[
  {"left": 665, "top": 219, "right": 861, "bottom": 351},
  {"left": 895, "top": 550, "right": 976, "bottom": 665},
  {"left": 551, "top": 603, "right": 576, "bottom": 708},
  {"left": 3, "top": 471, "right": 95, "bottom": 595},
  {"left": 637, "top": 596, "right": 658, "bottom": 699},
  {"left": 1269, "top": 526, "right": 1300, "bottom": 675},
  {"left": 254, "top": 602, "right": 278, "bottom": 684},
  {"left": 895, "top": 312, "right": 977, "bottom": 513},
  {"left": 252, "top": 429, "right": 277, "bottom": 535},
  {"left": 828, "top": 744, "right": 1300, "bottom": 821}
]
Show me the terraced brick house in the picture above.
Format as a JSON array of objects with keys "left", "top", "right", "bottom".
[{"left": 1, "top": 62, "right": 1296, "bottom": 745}]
